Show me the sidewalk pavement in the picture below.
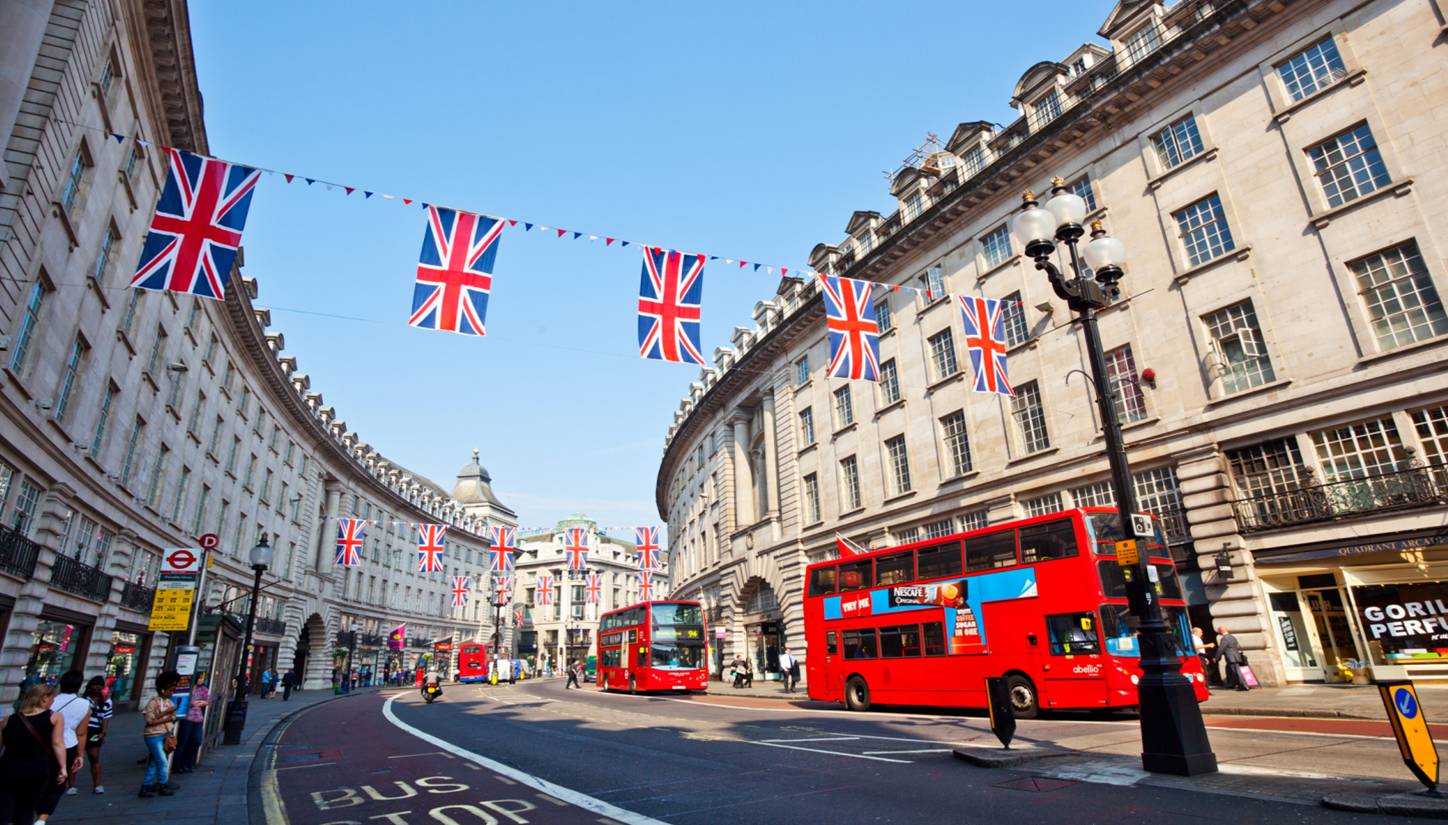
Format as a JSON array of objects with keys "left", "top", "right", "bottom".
[{"left": 54, "top": 685, "right": 386, "bottom": 825}]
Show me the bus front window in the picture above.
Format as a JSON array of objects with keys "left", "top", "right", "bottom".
[
  {"left": 650, "top": 643, "right": 704, "bottom": 670},
  {"left": 1099, "top": 604, "right": 1193, "bottom": 657},
  {"left": 652, "top": 603, "right": 703, "bottom": 627}
]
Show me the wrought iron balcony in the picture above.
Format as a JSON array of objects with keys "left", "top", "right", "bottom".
[
  {"left": 1231, "top": 461, "right": 1447, "bottom": 533},
  {"left": 120, "top": 580, "right": 156, "bottom": 612},
  {"left": 360, "top": 633, "right": 386, "bottom": 647},
  {"left": 255, "top": 616, "right": 288, "bottom": 636},
  {"left": 0, "top": 522, "right": 40, "bottom": 580},
  {"left": 50, "top": 553, "right": 114, "bottom": 602}
]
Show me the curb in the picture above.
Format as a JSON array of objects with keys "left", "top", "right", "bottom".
[
  {"left": 244, "top": 689, "right": 385, "bottom": 825},
  {"left": 1323, "top": 791, "right": 1448, "bottom": 819},
  {"left": 951, "top": 746, "right": 1073, "bottom": 767}
]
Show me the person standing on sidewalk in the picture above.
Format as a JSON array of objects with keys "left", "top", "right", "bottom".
[
  {"left": 37, "top": 670, "right": 89, "bottom": 820},
  {"left": 171, "top": 674, "right": 209, "bottom": 774},
  {"left": 1192, "top": 627, "right": 1216, "bottom": 687},
  {"left": 83, "top": 676, "right": 111, "bottom": 795},
  {"left": 777, "top": 649, "right": 797, "bottom": 693},
  {"left": 260, "top": 669, "right": 273, "bottom": 700},
  {"left": 0, "top": 684, "right": 67, "bottom": 824},
  {"left": 282, "top": 668, "right": 297, "bottom": 701},
  {"left": 138, "top": 671, "right": 180, "bottom": 798},
  {"left": 1216, "top": 625, "right": 1247, "bottom": 691}
]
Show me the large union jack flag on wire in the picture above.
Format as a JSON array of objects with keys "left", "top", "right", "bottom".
[
  {"left": 489, "top": 525, "right": 516, "bottom": 572},
  {"left": 409, "top": 206, "right": 504, "bottom": 336},
  {"left": 132, "top": 148, "right": 261, "bottom": 300},
  {"left": 818, "top": 274, "right": 881, "bottom": 381},
  {"left": 585, "top": 571, "right": 602, "bottom": 604},
  {"left": 450, "top": 575, "right": 471, "bottom": 607},
  {"left": 334, "top": 518, "right": 366, "bottom": 567},
  {"left": 416, "top": 523, "right": 447, "bottom": 573},
  {"left": 635, "top": 526, "right": 661, "bottom": 570},
  {"left": 638, "top": 248, "right": 705, "bottom": 365},
  {"left": 563, "top": 527, "right": 589, "bottom": 572},
  {"left": 491, "top": 574, "right": 512, "bottom": 605},
  {"left": 536, "top": 573, "right": 554, "bottom": 605},
  {"left": 637, "top": 569, "right": 655, "bottom": 600},
  {"left": 957, "top": 295, "right": 1014, "bottom": 396}
]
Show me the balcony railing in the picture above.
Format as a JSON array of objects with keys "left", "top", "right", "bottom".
[
  {"left": 0, "top": 522, "right": 40, "bottom": 580},
  {"left": 255, "top": 616, "right": 288, "bottom": 636},
  {"left": 120, "top": 580, "right": 156, "bottom": 612},
  {"left": 50, "top": 553, "right": 114, "bottom": 602},
  {"left": 360, "top": 633, "right": 386, "bottom": 647},
  {"left": 1231, "top": 461, "right": 1447, "bottom": 533}
]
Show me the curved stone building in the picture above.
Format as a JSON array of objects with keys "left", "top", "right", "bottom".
[{"left": 658, "top": 0, "right": 1448, "bottom": 686}]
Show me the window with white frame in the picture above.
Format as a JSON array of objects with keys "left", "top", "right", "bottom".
[
  {"left": 961, "top": 146, "right": 985, "bottom": 177},
  {"left": 187, "top": 389, "right": 205, "bottom": 437},
  {"left": 1227, "top": 439, "right": 1310, "bottom": 499},
  {"left": 957, "top": 510, "right": 987, "bottom": 533},
  {"left": 923, "top": 519, "right": 953, "bottom": 539},
  {"left": 921, "top": 265, "right": 946, "bottom": 298},
  {"left": 1071, "top": 480, "right": 1115, "bottom": 507},
  {"left": 839, "top": 455, "right": 862, "bottom": 511},
  {"left": 1022, "top": 492, "right": 1064, "bottom": 517},
  {"left": 121, "top": 418, "right": 145, "bottom": 487},
  {"left": 904, "top": 191, "right": 925, "bottom": 221},
  {"left": 798, "top": 408, "right": 815, "bottom": 446},
  {"left": 803, "top": 473, "right": 821, "bottom": 524},
  {"left": 927, "top": 329, "right": 958, "bottom": 380},
  {"left": 171, "top": 465, "right": 191, "bottom": 523},
  {"left": 1001, "top": 292, "right": 1029, "bottom": 347},
  {"left": 885, "top": 435, "right": 912, "bottom": 496},
  {"left": 1124, "top": 22, "right": 1162, "bottom": 63},
  {"left": 93, "top": 225, "right": 118, "bottom": 282},
  {"left": 1307, "top": 122, "right": 1389, "bottom": 209},
  {"left": 1412, "top": 405, "right": 1448, "bottom": 485},
  {"left": 1011, "top": 381, "right": 1050, "bottom": 454},
  {"left": 1031, "top": 90, "right": 1063, "bottom": 128},
  {"left": 876, "top": 298, "right": 893, "bottom": 333},
  {"left": 1151, "top": 114, "right": 1205, "bottom": 171},
  {"left": 1174, "top": 193, "right": 1234, "bottom": 266},
  {"left": 1277, "top": 36, "right": 1347, "bottom": 102},
  {"left": 1134, "top": 465, "right": 1188, "bottom": 542},
  {"left": 53, "top": 335, "right": 88, "bottom": 421},
  {"left": 60, "top": 146, "right": 89, "bottom": 215},
  {"left": 11, "top": 279, "right": 49, "bottom": 373},
  {"left": 1069, "top": 174, "right": 1097, "bottom": 212},
  {"left": 13, "top": 479, "right": 39, "bottom": 533},
  {"left": 795, "top": 355, "right": 810, "bottom": 386},
  {"left": 1311, "top": 417, "right": 1405, "bottom": 481},
  {"left": 92, "top": 383, "right": 117, "bottom": 455},
  {"left": 894, "top": 526, "right": 921, "bottom": 545},
  {"left": 879, "top": 359, "right": 901, "bottom": 405},
  {"left": 833, "top": 386, "right": 854, "bottom": 428},
  {"left": 1104, "top": 345, "right": 1148, "bottom": 423},
  {"left": 981, "top": 225, "right": 1012, "bottom": 268},
  {"left": 1203, "top": 300, "right": 1275, "bottom": 394},
  {"left": 940, "top": 410, "right": 973, "bottom": 477},
  {"left": 1349, "top": 242, "right": 1448, "bottom": 350}
]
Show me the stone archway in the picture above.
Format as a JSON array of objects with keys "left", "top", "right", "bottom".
[
  {"left": 296, "top": 613, "right": 330, "bottom": 690},
  {"left": 736, "top": 577, "right": 785, "bottom": 679}
]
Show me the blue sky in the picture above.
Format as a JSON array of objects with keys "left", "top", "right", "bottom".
[{"left": 188, "top": 1, "right": 1114, "bottom": 533}]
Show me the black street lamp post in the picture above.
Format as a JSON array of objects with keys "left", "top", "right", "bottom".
[
  {"left": 1013, "top": 179, "right": 1217, "bottom": 776},
  {"left": 223, "top": 535, "right": 273, "bottom": 745}
]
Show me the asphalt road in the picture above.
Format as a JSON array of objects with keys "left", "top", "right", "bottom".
[{"left": 268, "top": 679, "right": 1430, "bottom": 825}]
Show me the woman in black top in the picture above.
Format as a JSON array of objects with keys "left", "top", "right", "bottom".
[{"left": 0, "top": 684, "right": 68, "bottom": 824}]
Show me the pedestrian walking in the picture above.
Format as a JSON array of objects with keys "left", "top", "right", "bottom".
[
  {"left": 729, "top": 655, "right": 747, "bottom": 689},
  {"left": 37, "top": 670, "right": 89, "bottom": 820},
  {"left": 282, "top": 667, "right": 297, "bottom": 701},
  {"left": 1192, "top": 627, "right": 1216, "bottom": 687},
  {"left": 1215, "top": 625, "right": 1247, "bottom": 691},
  {"left": 138, "top": 671, "right": 180, "bottom": 798},
  {"left": 172, "top": 673, "right": 209, "bottom": 774},
  {"left": 508, "top": 660, "right": 518, "bottom": 686},
  {"left": 0, "top": 684, "right": 67, "bottom": 824},
  {"left": 776, "top": 648, "right": 796, "bottom": 693},
  {"left": 260, "top": 669, "right": 273, "bottom": 700},
  {"left": 83, "top": 676, "right": 111, "bottom": 794}
]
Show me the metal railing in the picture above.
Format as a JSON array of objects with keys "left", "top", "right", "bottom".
[
  {"left": 120, "top": 580, "right": 155, "bottom": 612},
  {"left": 50, "top": 553, "right": 114, "bottom": 602},
  {"left": 255, "top": 616, "right": 288, "bottom": 636},
  {"left": 360, "top": 633, "right": 386, "bottom": 647},
  {"left": 1231, "top": 461, "right": 1447, "bottom": 533},
  {"left": 0, "top": 522, "right": 40, "bottom": 580}
]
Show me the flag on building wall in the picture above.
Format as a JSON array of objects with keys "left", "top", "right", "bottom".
[
  {"left": 132, "top": 148, "right": 261, "bottom": 300},
  {"left": 513, "top": 605, "right": 525, "bottom": 626},
  {"left": 563, "top": 527, "right": 589, "bottom": 572},
  {"left": 957, "top": 295, "right": 1014, "bottom": 396},
  {"left": 416, "top": 523, "right": 447, "bottom": 573},
  {"left": 450, "top": 575, "right": 470, "bottom": 607},
  {"left": 409, "top": 206, "right": 504, "bottom": 336},
  {"left": 585, "top": 571, "right": 602, "bottom": 604},
  {"left": 334, "top": 518, "right": 366, "bottom": 566},
  {"left": 635, "top": 526, "right": 660, "bottom": 570},
  {"left": 637, "top": 569, "right": 654, "bottom": 600},
  {"left": 490, "top": 525, "right": 515, "bottom": 571},
  {"left": 536, "top": 573, "right": 555, "bottom": 605},
  {"left": 637, "top": 248, "right": 705, "bottom": 365},
  {"left": 388, "top": 623, "right": 407, "bottom": 649},
  {"left": 818, "top": 274, "right": 881, "bottom": 381}
]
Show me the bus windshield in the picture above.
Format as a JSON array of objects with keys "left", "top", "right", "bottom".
[
  {"left": 1099, "top": 604, "right": 1193, "bottom": 657},
  {"left": 652, "top": 603, "right": 703, "bottom": 627},
  {"left": 650, "top": 642, "right": 705, "bottom": 670}
]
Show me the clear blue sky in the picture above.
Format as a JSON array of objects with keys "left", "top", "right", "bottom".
[{"left": 188, "top": 1, "right": 1114, "bottom": 533}]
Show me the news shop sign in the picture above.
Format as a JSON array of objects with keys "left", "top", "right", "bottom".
[{"left": 1355, "top": 582, "right": 1448, "bottom": 650}]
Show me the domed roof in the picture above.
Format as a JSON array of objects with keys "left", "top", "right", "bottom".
[{"left": 451, "top": 448, "right": 503, "bottom": 506}]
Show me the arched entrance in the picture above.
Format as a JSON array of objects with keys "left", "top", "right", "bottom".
[
  {"left": 297, "top": 613, "right": 330, "bottom": 690},
  {"left": 737, "top": 578, "right": 785, "bottom": 681}
]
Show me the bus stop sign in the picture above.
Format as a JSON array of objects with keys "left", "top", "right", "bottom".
[{"left": 1379, "top": 680, "right": 1439, "bottom": 791}]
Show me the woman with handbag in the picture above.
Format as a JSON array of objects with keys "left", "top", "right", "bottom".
[
  {"left": 139, "top": 671, "right": 180, "bottom": 798},
  {"left": 0, "top": 684, "right": 68, "bottom": 824}
]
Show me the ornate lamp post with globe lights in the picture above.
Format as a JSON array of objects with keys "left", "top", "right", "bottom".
[{"left": 1012, "top": 178, "right": 1217, "bottom": 776}]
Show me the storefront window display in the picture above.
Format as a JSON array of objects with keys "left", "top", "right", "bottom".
[
  {"left": 23, "top": 619, "right": 88, "bottom": 690},
  {"left": 1353, "top": 580, "right": 1448, "bottom": 666},
  {"left": 105, "top": 630, "right": 144, "bottom": 702}
]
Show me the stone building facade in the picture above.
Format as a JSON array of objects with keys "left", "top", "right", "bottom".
[
  {"left": 0, "top": 0, "right": 513, "bottom": 719},
  {"left": 657, "top": 0, "right": 1448, "bottom": 687}
]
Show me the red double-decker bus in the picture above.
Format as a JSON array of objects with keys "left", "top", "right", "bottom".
[
  {"left": 804, "top": 508, "right": 1208, "bottom": 717},
  {"left": 454, "top": 641, "right": 490, "bottom": 683},
  {"left": 596, "top": 600, "right": 709, "bottom": 694}
]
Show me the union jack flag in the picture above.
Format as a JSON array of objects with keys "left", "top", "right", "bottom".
[
  {"left": 635, "top": 526, "right": 661, "bottom": 570},
  {"left": 513, "top": 605, "right": 525, "bottom": 626},
  {"left": 637, "top": 248, "right": 705, "bottom": 365},
  {"left": 563, "top": 527, "right": 589, "bottom": 572},
  {"left": 450, "top": 575, "right": 470, "bottom": 607},
  {"left": 409, "top": 206, "right": 504, "bottom": 336},
  {"left": 416, "top": 523, "right": 447, "bottom": 573},
  {"left": 491, "top": 574, "right": 512, "bottom": 604},
  {"left": 957, "top": 295, "right": 1014, "bottom": 396},
  {"left": 585, "top": 571, "right": 602, "bottom": 604},
  {"left": 637, "top": 569, "right": 654, "bottom": 600},
  {"left": 536, "top": 573, "right": 554, "bottom": 606},
  {"left": 334, "top": 518, "right": 366, "bottom": 567},
  {"left": 818, "top": 274, "right": 881, "bottom": 381},
  {"left": 132, "top": 148, "right": 261, "bottom": 300},
  {"left": 489, "top": 525, "right": 515, "bottom": 572}
]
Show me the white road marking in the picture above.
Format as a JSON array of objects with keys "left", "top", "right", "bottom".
[
  {"left": 760, "top": 736, "right": 859, "bottom": 743},
  {"left": 275, "top": 761, "right": 337, "bottom": 771},
  {"left": 383, "top": 695, "right": 670, "bottom": 825},
  {"left": 746, "top": 740, "right": 913, "bottom": 763},
  {"left": 860, "top": 748, "right": 954, "bottom": 755},
  {"left": 387, "top": 750, "right": 450, "bottom": 759}
]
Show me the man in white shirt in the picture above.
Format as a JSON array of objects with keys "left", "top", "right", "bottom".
[{"left": 777, "top": 648, "right": 797, "bottom": 694}]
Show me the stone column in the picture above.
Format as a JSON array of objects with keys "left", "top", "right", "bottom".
[
  {"left": 731, "top": 414, "right": 754, "bottom": 528},
  {"left": 761, "top": 392, "right": 781, "bottom": 521},
  {"left": 316, "top": 484, "right": 341, "bottom": 571}
]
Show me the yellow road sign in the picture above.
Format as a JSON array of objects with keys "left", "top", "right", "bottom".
[
  {"left": 1115, "top": 539, "right": 1139, "bottom": 566},
  {"left": 1380, "top": 680, "right": 1439, "bottom": 791},
  {"left": 148, "top": 588, "right": 195, "bottom": 632}
]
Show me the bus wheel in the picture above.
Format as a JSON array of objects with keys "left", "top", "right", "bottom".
[
  {"left": 1007, "top": 674, "right": 1039, "bottom": 719},
  {"left": 628, "top": 675, "right": 637, "bottom": 695},
  {"left": 844, "top": 676, "right": 871, "bottom": 712}
]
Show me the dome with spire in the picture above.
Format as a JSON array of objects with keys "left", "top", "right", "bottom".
[{"left": 451, "top": 448, "right": 506, "bottom": 508}]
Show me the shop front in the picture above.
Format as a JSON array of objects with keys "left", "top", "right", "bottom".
[
  {"left": 105, "top": 624, "right": 153, "bottom": 707},
  {"left": 22, "top": 610, "right": 93, "bottom": 689},
  {"left": 747, "top": 620, "right": 784, "bottom": 681},
  {"left": 1256, "top": 531, "right": 1448, "bottom": 684}
]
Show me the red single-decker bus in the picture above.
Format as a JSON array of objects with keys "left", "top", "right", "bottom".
[{"left": 597, "top": 600, "right": 708, "bottom": 694}]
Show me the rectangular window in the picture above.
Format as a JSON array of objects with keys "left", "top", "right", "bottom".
[
  {"left": 1124, "top": 22, "right": 1162, "bottom": 63},
  {"left": 965, "top": 531, "right": 1017, "bottom": 572},
  {"left": 1151, "top": 114, "right": 1204, "bottom": 170},
  {"left": 917, "top": 541, "right": 962, "bottom": 579},
  {"left": 879, "top": 625, "right": 923, "bottom": 658},
  {"left": 923, "top": 519, "right": 953, "bottom": 540},
  {"left": 187, "top": 390, "right": 206, "bottom": 437},
  {"left": 11, "top": 280, "right": 49, "bottom": 372},
  {"left": 1031, "top": 90, "right": 1062, "bottom": 128},
  {"left": 1412, "top": 406, "right": 1448, "bottom": 486},
  {"left": 126, "top": 143, "right": 143, "bottom": 179},
  {"left": 93, "top": 226, "right": 118, "bottom": 281},
  {"left": 1104, "top": 345, "right": 1147, "bottom": 423},
  {"left": 227, "top": 437, "right": 241, "bottom": 474},
  {"left": 13, "top": 480, "right": 39, "bottom": 533},
  {"left": 171, "top": 466, "right": 190, "bottom": 523},
  {"left": 1011, "top": 381, "right": 1050, "bottom": 453},
  {"left": 1047, "top": 613, "right": 1100, "bottom": 656},
  {"left": 927, "top": 329, "right": 957, "bottom": 380},
  {"left": 798, "top": 408, "right": 815, "bottom": 446},
  {"left": 1021, "top": 492, "right": 1064, "bottom": 517},
  {"left": 921, "top": 265, "right": 946, "bottom": 298},
  {"left": 833, "top": 386, "right": 854, "bottom": 428},
  {"left": 1174, "top": 193, "right": 1234, "bottom": 266},
  {"left": 840, "top": 455, "right": 862, "bottom": 511},
  {"left": 1349, "top": 242, "right": 1448, "bottom": 350},
  {"left": 795, "top": 355, "right": 810, "bottom": 386},
  {"left": 207, "top": 415, "right": 223, "bottom": 456},
  {"left": 842, "top": 629, "right": 878, "bottom": 660},
  {"left": 244, "top": 454, "right": 257, "bottom": 489},
  {"left": 1277, "top": 36, "right": 1346, "bottom": 101},
  {"left": 876, "top": 299, "right": 893, "bottom": 334},
  {"left": 53, "top": 336, "right": 88, "bottom": 421},
  {"left": 961, "top": 146, "right": 985, "bottom": 177},
  {"left": 875, "top": 551, "right": 914, "bottom": 586},
  {"left": 239, "top": 386, "right": 251, "bottom": 420},
  {"left": 1204, "top": 300, "right": 1275, "bottom": 394},
  {"left": 1019, "top": 519, "right": 1078, "bottom": 563},
  {"left": 903, "top": 192, "right": 924, "bottom": 221},
  {"left": 119, "top": 289, "right": 142, "bottom": 338},
  {"left": 91, "top": 383, "right": 117, "bottom": 454},
  {"left": 1311, "top": 417, "right": 1404, "bottom": 482},
  {"left": 958, "top": 510, "right": 987, "bottom": 533},
  {"left": 1308, "top": 122, "right": 1389, "bottom": 208},
  {"left": 803, "top": 473, "right": 821, "bottom": 524},
  {"left": 192, "top": 483, "right": 211, "bottom": 534},
  {"left": 923, "top": 622, "right": 947, "bottom": 656},
  {"left": 60, "top": 148, "right": 88, "bottom": 214},
  {"left": 879, "top": 359, "right": 900, "bottom": 405},
  {"left": 121, "top": 418, "right": 145, "bottom": 486},
  {"left": 1227, "top": 439, "right": 1310, "bottom": 500},
  {"left": 940, "top": 411, "right": 973, "bottom": 477},
  {"left": 261, "top": 469, "right": 273, "bottom": 501},
  {"left": 1069, "top": 174, "right": 1097, "bottom": 212},
  {"left": 166, "top": 363, "right": 184, "bottom": 410},
  {"left": 145, "top": 326, "right": 166, "bottom": 375},
  {"left": 1072, "top": 480, "right": 1115, "bottom": 508},
  {"left": 99, "top": 58, "right": 115, "bottom": 95},
  {"left": 146, "top": 445, "right": 170, "bottom": 508},
  {"left": 885, "top": 435, "right": 912, "bottom": 496},
  {"left": 1000, "top": 291, "right": 1029, "bottom": 347},
  {"left": 1134, "top": 465, "right": 1188, "bottom": 543},
  {"left": 981, "top": 225, "right": 1012, "bottom": 268}
]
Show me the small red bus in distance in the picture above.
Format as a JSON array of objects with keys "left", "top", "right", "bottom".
[
  {"left": 804, "top": 508, "right": 1208, "bottom": 717},
  {"left": 455, "top": 642, "right": 490, "bottom": 683},
  {"left": 597, "top": 600, "right": 708, "bottom": 694}
]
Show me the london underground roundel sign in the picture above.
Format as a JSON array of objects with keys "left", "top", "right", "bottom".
[{"left": 163, "top": 548, "right": 201, "bottom": 575}]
